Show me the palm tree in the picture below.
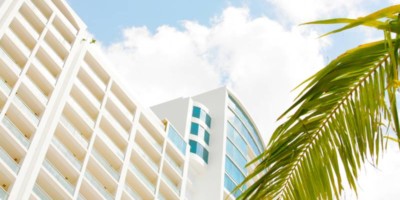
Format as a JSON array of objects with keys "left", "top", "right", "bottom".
[{"left": 238, "top": 5, "right": 400, "bottom": 200}]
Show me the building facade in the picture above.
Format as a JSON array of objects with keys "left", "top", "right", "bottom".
[
  {"left": 152, "top": 87, "right": 265, "bottom": 200},
  {"left": 0, "top": 0, "right": 264, "bottom": 199}
]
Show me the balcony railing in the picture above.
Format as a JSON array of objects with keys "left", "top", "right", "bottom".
[
  {"left": 60, "top": 116, "right": 88, "bottom": 148},
  {"left": 134, "top": 145, "right": 158, "bottom": 172},
  {"left": 91, "top": 149, "right": 120, "bottom": 180},
  {"left": 98, "top": 130, "right": 124, "bottom": 160},
  {"left": 2, "top": 116, "right": 30, "bottom": 148},
  {"left": 104, "top": 111, "right": 128, "bottom": 139},
  {"left": 14, "top": 96, "right": 40, "bottom": 125},
  {"left": 162, "top": 174, "right": 180, "bottom": 195},
  {"left": 69, "top": 98, "right": 95, "bottom": 128},
  {"left": 0, "top": 186, "right": 8, "bottom": 200},
  {"left": 0, "top": 146, "right": 20, "bottom": 174},
  {"left": 75, "top": 79, "right": 101, "bottom": 108},
  {"left": 52, "top": 137, "right": 82, "bottom": 170},
  {"left": 165, "top": 154, "right": 183, "bottom": 175},
  {"left": 24, "top": 77, "right": 48, "bottom": 105},
  {"left": 128, "top": 163, "right": 155, "bottom": 193},
  {"left": 33, "top": 184, "right": 51, "bottom": 200},
  {"left": 43, "top": 159, "right": 74, "bottom": 195},
  {"left": 167, "top": 125, "right": 186, "bottom": 155},
  {"left": 0, "top": 77, "right": 11, "bottom": 96},
  {"left": 84, "top": 171, "right": 114, "bottom": 200},
  {"left": 158, "top": 194, "right": 167, "bottom": 200},
  {"left": 32, "top": 58, "right": 57, "bottom": 85},
  {"left": 124, "top": 185, "right": 142, "bottom": 200},
  {"left": 0, "top": 47, "right": 22, "bottom": 74},
  {"left": 140, "top": 129, "right": 162, "bottom": 153}
]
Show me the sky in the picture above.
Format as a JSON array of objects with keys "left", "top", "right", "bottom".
[{"left": 67, "top": 0, "right": 400, "bottom": 199}]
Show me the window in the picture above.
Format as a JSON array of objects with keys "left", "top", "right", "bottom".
[
  {"left": 192, "top": 106, "right": 201, "bottom": 118},
  {"left": 189, "top": 140, "right": 209, "bottom": 163},
  {"left": 204, "top": 131, "right": 210, "bottom": 145},
  {"left": 192, "top": 106, "right": 211, "bottom": 128},
  {"left": 190, "top": 122, "right": 199, "bottom": 135}
]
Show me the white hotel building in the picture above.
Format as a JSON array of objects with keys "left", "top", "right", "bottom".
[{"left": 0, "top": 0, "right": 265, "bottom": 200}]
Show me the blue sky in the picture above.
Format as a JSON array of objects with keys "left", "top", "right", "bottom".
[
  {"left": 66, "top": 1, "right": 400, "bottom": 199},
  {"left": 67, "top": 0, "right": 267, "bottom": 44}
]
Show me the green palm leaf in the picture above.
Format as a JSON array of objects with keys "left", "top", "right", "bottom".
[
  {"left": 303, "top": 5, "right": 400, "bottom": 37},
  {"left": 238, "top": 39, "right": 394, "bottom": 199},
  {"left": 236, "top": 6, "right": 400, "bottom": 200}
]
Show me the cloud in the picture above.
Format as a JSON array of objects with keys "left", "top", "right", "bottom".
[{"left": 102, "top": 7, "right": 326, "bottom": 140}]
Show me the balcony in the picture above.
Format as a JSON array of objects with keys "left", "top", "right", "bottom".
[
  {"left": 0, "top": 146, "right": 20, "bottom": 174},
  {"left": 98, "top": 130, "right": 124, "bottom": 160},
  {"left": 0, "top": 77, "right": 11, "bottom": 96},
  {"left": 165, "top": 154, "right": 183, "bottom": 176},
  {"left": 128, "top": 164, "right": 155, "bottom": 193},
  {"left": 33, "top": 184, "right": 51, "bottom": 200},
  {"left": 124, "top": 185, "right": 142, "bottom": 200},
  {"left": 0, "top": 186, "right": 8, "bottom": 199},
  {"left": 2, "top": 117, "right": 30, "bottom": 148},
  {"left": 74, "top": 79, "right": 101, "bottom": 109},
  {"left": 41, "top": 41, "right": 64, "bottom": 67},
  {"left": 108, "top": 93, "right": 133, "bottom": 121},
  {"left": 43, "top": 159, "right": 74, "bottom": 195},
  {"left": 60, "top": 116, "right": 88, "bottom": 148},
  {"left": 49, "top": 25, "right": 71, "bottom": 51},
  {"left": 52, "top": 137, "right": 81, "bottom": 170},
  {"left": 84, "top": 171, "right": 114, "bottom": 200},
  {"left": 91, "top": 149, "right": 120, "bottom": 181},
  {"left": 25, "top": 0, "right": 48, "bottom": 24},
  {"left": 24, "top": 77, "right": 48, "bottom": 105},
  {"left": 133, "top": 145, "right": 158, "bottom": 173},
  {"left": 5, "top": 30, "right": 30, "bottom": 58},
  {"left": 15, "top": 13, "right": 40, "bottom": 40},
  {"left": 32, "top": 58, "right": 57, "bottom": 85},
  {"left": 161, "top": 174, "right": 180, "bottom": 196},
  {"left": 103, "top": 111, "right": 128, "bottom": 140},
  {"left": 167, "top": 125, "right": 186, "bottom": 155},
  {"left": 138, "top": 127, "right": 162, "bottom": 153},
  {"left": 0, "top": 47, "right": 22, "bottom": 75},
  {"left": 68, "top": 98, "right": 95, "bottom": 128},
  {"left": 13, "top": 96, "right": 40, "bottom": 125}
]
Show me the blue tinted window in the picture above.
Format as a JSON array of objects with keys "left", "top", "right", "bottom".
[
  {"left": 192, "top": 106, "right": 201, "bottom": 118},
  {"left": 189, "top": 140, "right": 197, "bottom": 153},
  {"left": 227, "top": 122, "right": 247, "bottom": 155},
  {"left": 167, "top": 125, "right": 186, "bottom": 154},
  {"left": 228, "top": 109, "right": 261, "bottom": 155},
  {"left": 192, "top": 106, "right": 212, "bottom": 128},
  {"left": 228, "top": 96, "right": 264, "bottom": 154},
  {"left": 206, "top": 115, "right": 211, "bottom": 127},
  {"left": 190, "top": 122, "right": 199, "bottom": 135},
  {"left": 226, "top": 139, "right": 247, "bottom": 170},
  {"left": 225, "top": 156, "right": 245, "bottom": 184},
  {"left": 189, "top": 140, "right": 209, "bottom": 164},
  {"left": 204, "top": 131, "right": 210, "bottom": 145},
  {"left": 224, "top": 174, "right": 242, "bottom": 198}
]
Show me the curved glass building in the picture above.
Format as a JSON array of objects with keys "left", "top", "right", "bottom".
[{"left": 152, "top": 87, "right": 265, "bottom": 200}]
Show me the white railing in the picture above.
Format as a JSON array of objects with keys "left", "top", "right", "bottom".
[
  {"left": 2, "top": 117, "right": 30, "bottom": 148},
  {"left": 0, "top": 146, "right": 19, "bottom": 173},
  {"left": 84, "top": 171, "right": 114, "bottom": 200}
]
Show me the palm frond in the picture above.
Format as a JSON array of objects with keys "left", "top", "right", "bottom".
[
  {"left": 302, "top": 5, "right": 400, "bottom": 37},
  {"left": 237, "top": 39, "right": 393, "bottom": 199}
]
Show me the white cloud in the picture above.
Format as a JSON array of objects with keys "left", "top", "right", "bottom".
[{"left": 102, "top": 7, "right": 326, "bottom": 140}]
